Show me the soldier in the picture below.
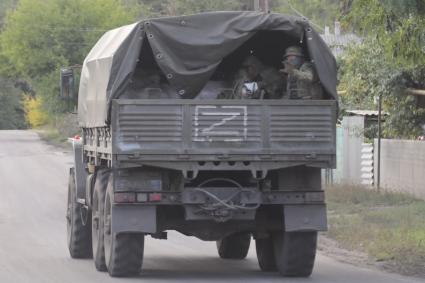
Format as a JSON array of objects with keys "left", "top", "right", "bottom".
[
  {"left": 231, "top": 55, "right": 264, "bottom": 99},
  {"left": 228, "top": 55, "right": 284, "bottom": 99},
  {"left": 261, "top": 66, "right": 286, "bottom": 99},
  {"left": 280, "top": 46, "right": 323, "bottom": 99}
]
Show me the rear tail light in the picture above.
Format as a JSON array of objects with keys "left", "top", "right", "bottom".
[
  {"left": 114, "top": 192, "right": 163, "bottom": 203},
  {"left": 149, "top": 193, "right": 162, "bottom": 202},
  {"left": 114, "top": 192, "right": 136, "bottom": 203}
]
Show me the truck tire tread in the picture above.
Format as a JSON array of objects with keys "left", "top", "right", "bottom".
[
  {"left": 255, "top": 237, "right": 277, "bottom": 271},
  {"left": 92, "top": 169, "right": 109, "bottom": 271},
  {"left": 67, "top": 168, "right": 92, "bottom": 259},
  {"left": 217, "top": 232, "right": 251, "bottom": 259},
  {"left": 273, "top": 231, "right": 317, "bottom": 277},
  {"left": 107, "top": 233, "right": 144, "bottom": 277}
]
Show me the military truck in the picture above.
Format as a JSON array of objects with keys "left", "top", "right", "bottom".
[{"left": 64, "top": 11, "right": 337, "bottom": 278}]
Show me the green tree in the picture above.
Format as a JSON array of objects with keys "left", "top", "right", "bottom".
[
  {"left": 339, "top": 0, "right": 425, "bottom": 138},
  {"left": 275, "top": 0, "right": 343, "bottom": 32},
  {"left": 0, "top": 0, "right": 135, "bottom": 115},
  {"left": 0, "top": 0, "right": 24, "bottom": 129},
  {"left": 134, "top": 0, "right": 344, "bottom": 26},
  {"left": 166, "top": 0, "right": 249, "bottom": 15},
  {"left": 0, "top": 0, "right": 18, "bottom": 27},
  {"left": 0, "top": 77, "right": 26, "bottom": 129},
  {"left": 144, "top": 0, "right": 250, "bottom": 16}
]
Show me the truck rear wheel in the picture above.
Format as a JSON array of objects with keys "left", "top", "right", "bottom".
[
  {"left": 67, "top": 168, "right": 92, "bottom": 258},
  {"left": 103, "top": 182, "right": 144, "bottom": 277},
  {"left": 216, "top": 232, "right": 251, "bottom": 259},
  {"left": 91, "top": 170, "right": 109, "bottom": 271},
  {"left": 273, "top": 231, "right": 317, "bottom": 277},
  {"left": 255, "top": 237, "right": 277, "bottom": 271}
]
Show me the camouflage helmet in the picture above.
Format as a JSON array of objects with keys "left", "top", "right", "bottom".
[{"left": 283, "top": 46, "right": 305, "bottom": 58}]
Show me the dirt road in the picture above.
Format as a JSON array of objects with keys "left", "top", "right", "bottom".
[{"left": 0, "top": 130, "right": 422, "bottom": 283}]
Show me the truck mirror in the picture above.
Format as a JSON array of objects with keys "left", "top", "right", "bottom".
[{"left": 60, "top": 68, "right": 75, "bottom": 100}]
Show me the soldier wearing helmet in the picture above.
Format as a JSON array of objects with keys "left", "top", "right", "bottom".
[
  {"left": 280, "top": 46, "right": 323, "bottom": 99},
  {"left": 229, "top": 55, "right": 264, "bottom": 99},
  {"left": 228, "top": 55, "right": 284, "bottom": 99}
]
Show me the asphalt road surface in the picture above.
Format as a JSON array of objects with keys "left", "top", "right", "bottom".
[{"left": 0, "top": 130, "right": 423, "bottom": 283}]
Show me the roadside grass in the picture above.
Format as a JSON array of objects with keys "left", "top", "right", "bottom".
[
  {"left": 325, "top": 185, "right": 425, "bottom": 276},
  {"left": 35, "top": 114, "right": 79, "bottom": 148},
  {"left": 36, "top": 125, "right": 68, "bottom": 146}
]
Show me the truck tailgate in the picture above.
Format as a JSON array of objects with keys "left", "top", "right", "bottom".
[{"left": 112, "top": 99, "right": 336, "bottom": 160}]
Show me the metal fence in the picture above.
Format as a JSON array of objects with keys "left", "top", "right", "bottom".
[
  {"left": 330, "top": 115, "right": 425, "bottom": 200},
  {"left": 374, "top": 139, "right": 425, "bottom": 200},
  {"left": 361, "top": 143, "right": 374, "bottom": 186}
]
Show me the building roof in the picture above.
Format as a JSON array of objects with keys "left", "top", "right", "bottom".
[{"left": 346, "top": 110, "right": 388, "bottom": 117}]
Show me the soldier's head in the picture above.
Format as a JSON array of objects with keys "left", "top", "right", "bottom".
[
  {"left": 242, "top": 55, "right": 264, "bottom": 80},
  {"left": 283, "top": 46, "right": 305, "bottom": 68}
]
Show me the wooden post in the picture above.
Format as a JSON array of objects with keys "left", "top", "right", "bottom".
[
  {"left": 260, "top": 0, "right": 269, "bottom": 12},
  {"left": 254, "top": 0, "right": 269, "bottom": 12},
  {"left": 377, "top": 94, "right": 382, "bottom": 191},
  {"left": 253, "top": 0, "right": 259, "bottom": 11}
]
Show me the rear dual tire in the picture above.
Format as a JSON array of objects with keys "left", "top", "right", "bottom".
[
  {"left": 255, "top": 237, "right": 277, "bottom": 271},
  {"left": 91, "top": 169, "right": 109, "bottom": 271},
  {"left": 103, "top": 177, "right": 145, "bottom": 277},
  {"left": 255, "top": 231, "right": 317, "bottom": 277},
  {"left": 67, "top": 168, "right": 92, "bottom": 259}
]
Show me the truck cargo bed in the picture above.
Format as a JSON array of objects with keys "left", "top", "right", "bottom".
[{"left": 105, "top": 99, "right": 336, "bottom": 169}]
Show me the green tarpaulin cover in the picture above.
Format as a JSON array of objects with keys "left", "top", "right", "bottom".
[{"left": 78, "top": 11, "right": 337, "bottom": 127}]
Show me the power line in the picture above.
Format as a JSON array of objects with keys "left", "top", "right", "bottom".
[
  {"left": 24, "top": 41, "right": 92, "bottom": 47},
  {"left": 24, "top": 25, "right": 109, "bottom": 32},
  {"left": 58, "top": 42, "right": 92, "bottom": 46}
]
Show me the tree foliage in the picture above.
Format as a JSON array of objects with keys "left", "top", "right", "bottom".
[
  {"left": 0, "top": 0, "right": 18, "bottom": 27},
  {"left": 342, "top": 0, "right": 425, "bottom": 66},
  {"left": 0, "top": 77, "right": 26, "bottom": 129},
  {"left": 275, "top": 0, "right": 343, "bottom": 32},
  {"left": 1, "top": 0, "right": 134, "bottom": 79},
  {"left": 163, "top": 0, "right": 249, "bottom": 16},
  {"left": 126, "top": 0, "right": 251, "bottom": 17},
  {"left": 23, "top": 96, "right": 48, "bottom": 128},
  {"left": 0, "top": 0, "right": 423, "bottom": 137},
  {"left": 339, "top": 0, "right": 425, "bottom": 138},
  {"left": 0, "top": 0, "right": 25, "bottom": 129},
  {"left": 0, "top": 0, "right": 135, "bottom": 118},
  {"left": 339, "top": 40, "right": 425, "bottom": 138}
]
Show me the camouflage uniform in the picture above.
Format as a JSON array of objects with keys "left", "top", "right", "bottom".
[
  {"left": 282, "top": 46, "right": 323, "bottom": 100},
  {"left": 261, "top": 67, "right": 285, "bottom": 99},
  {"left": 229, "top": 55, "right": 284, "bottom": 99}
]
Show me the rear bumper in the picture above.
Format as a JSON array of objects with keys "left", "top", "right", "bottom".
[
  {"left": 115, "top": 158, "right": 336, "bottom": 179},
  {"left": 112, "top": 189, "right": 325, "bottom": 206},
  {"left": 110, "top": 189, "right": 327, "bottom": 235}
]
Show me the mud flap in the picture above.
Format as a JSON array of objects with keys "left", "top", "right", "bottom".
[
  {"left": 111, "top": 205, "right": 157, "bottom": 234},
  {"left": 284, "top": 204, "right": 327, "bottom": 232},
  {"left": 72, "top": 141, "right": 87, "bottom": 202}
]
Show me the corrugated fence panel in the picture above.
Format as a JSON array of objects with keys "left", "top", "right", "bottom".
[
  {"left": 375, "top": 139, "right": 425, "bottom": 200},
  {"left": 360, "top": 143, "right": 374, "bottom": 186}
]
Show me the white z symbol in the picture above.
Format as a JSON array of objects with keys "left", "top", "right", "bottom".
[{"left": 194, "top": 106, "right": 248, "bottom": 142}]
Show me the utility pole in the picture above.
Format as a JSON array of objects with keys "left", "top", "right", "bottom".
[
  {"left": 253, "top": 0, "right": 269, "bottom": 12},
  {"left": 377, "top": 94, "right": 382, "bottom": 192}
]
